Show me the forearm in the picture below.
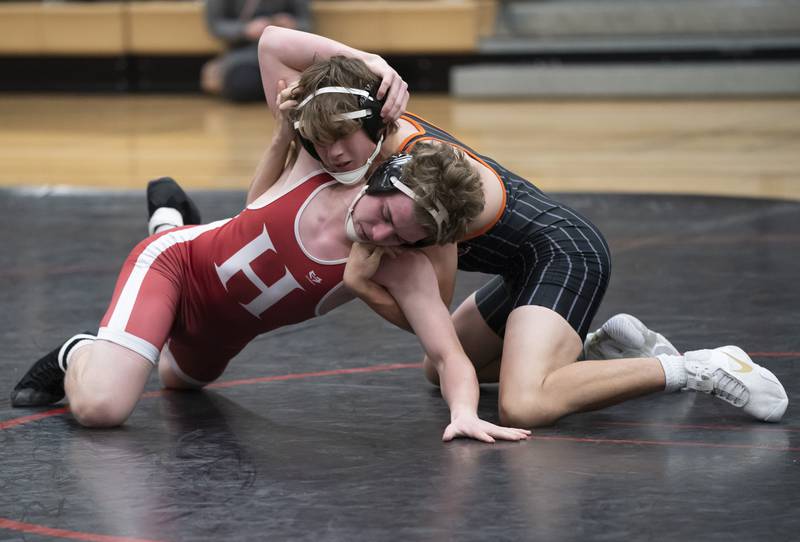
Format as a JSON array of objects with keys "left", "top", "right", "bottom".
[
  {"left": 374, "top": 253, "right": 483, "bottom": 419},
  {"left": 259, "top": 27, "right": 371, "bottom": 76},
  {"left": 413, "top": 305, "right": 481, "bottom": 419},
  {"left": 246, "top": 131, "right": 293, "bottom": 205},
  {"left": 347, "top": 247, "right": 455, "bottom": 332},
  {"left": 348, "top": 278, "right": 412, "bottom": 332},
  {"left": 259, "top": 26, "right": 408, "bottom": 120},
  {"left": 435, "top": 354, "right": 481, "bottom": 420},
  {"left": 393, "top": 286, "right": 480, "bottom": 418}
]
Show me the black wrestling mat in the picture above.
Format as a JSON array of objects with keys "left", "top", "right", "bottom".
[{"left": 1, "top": 188, "right": 797, "bottom": 541}]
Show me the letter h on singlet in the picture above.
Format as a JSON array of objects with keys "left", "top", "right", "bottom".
[{"left": 214, "top": 225, "right": 303, "bottom": 318}]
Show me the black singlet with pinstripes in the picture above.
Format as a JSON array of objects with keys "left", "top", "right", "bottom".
[{"left": 399, "top": 113, "right": 611, "bottom": 340}]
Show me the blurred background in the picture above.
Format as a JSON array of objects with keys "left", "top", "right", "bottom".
[{"left": 1, "top": 0, "right": 798, "bottom": 198}]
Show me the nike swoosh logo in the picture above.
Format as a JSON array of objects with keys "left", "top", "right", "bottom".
[{"left": 724, "top": 352, "right": 753, "bottom": 373}]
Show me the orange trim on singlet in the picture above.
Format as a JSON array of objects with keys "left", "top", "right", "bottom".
[
  {"left": 397, "top": 113, "right": 424, "bottom": 150},
  {"left": 402, "top": 112, "right": 455, "bottom": 142},
  {"left": 398, "top": 120, "right": 508, "bottom": 241}
]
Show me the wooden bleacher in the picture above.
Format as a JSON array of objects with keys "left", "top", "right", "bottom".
[{"left": 0, "top": 1, "right": 491, "bottom": 56}]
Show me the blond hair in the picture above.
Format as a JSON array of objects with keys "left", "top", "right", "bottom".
[
  {"left": 402, "top": 141, "right": 485, "bottom": 245},
  {"left": 290, "top": 56, "right": 398, "bottom": 145}
]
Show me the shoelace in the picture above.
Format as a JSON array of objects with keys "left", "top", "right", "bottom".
[{"left": 709, "top": 368, "right": 749, "bottom": 407}]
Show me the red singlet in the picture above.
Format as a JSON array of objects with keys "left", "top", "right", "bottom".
[{"left": 98, "top": 171, "right": 347, "bottom": 383}]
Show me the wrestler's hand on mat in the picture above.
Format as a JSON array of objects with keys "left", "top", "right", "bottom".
[
  {"left": 443, "top": 415, "right": 532, "bottom": 443},
  {"left": 361, "top": 54, "right": 409, "bottom": 122}
]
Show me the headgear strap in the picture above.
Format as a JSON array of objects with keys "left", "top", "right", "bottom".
[
  {"left": 386, "top": 175, "right": 450, "bottom": 243},
  {"left": 293, "top": 86, "right": 377, "bottom": 132}
]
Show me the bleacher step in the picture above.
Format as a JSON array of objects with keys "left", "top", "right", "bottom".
[
  {"left": 503, "top": 0, "right": 800, "bottom": 37},
  {"left": 452, "top": 61, "right": 800, "bottom": 97}
]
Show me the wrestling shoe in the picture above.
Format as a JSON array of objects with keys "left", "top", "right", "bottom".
[
  {"left": 147, "top": 177, "right": 202, "bottom": 234},
  {"left": 684, "top": 346, "right": 788, "bottom": 422},
  {"left": 10, "top": 332, "right": 95, "bottom": 407},
  {"left": 584, "top": 313, "right": 679, "bottom": 360}
]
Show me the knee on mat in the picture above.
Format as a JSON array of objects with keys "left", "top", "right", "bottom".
[
  {"left": 69, "top": 394, "right": 133, "bottom": 428},
  {"left": 498, "top": 393, "right": 562, "bottom": 428}
]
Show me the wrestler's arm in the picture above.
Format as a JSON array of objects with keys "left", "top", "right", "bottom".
[
  {"left": 246, "top": 80, "right": 297, "bottom": 205},
  {"left": 257, "top": 27, "right": 407, "bottom": 119},
  {"left": 372, "top": 251, "right": 530, "bottom": 443},
  {"left": 246, "top": 133, "right": 292, "bottom": 205},
  {"left": 343, "top": 243, "right": 457, "bottom": 332}
]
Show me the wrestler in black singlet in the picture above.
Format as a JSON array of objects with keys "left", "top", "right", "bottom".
[{"left": 399, "top": 113, "right": 611, "bottom": 340}]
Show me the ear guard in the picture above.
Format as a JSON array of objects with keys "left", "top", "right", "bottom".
[
  {"left": 293, "top": 86, "right": 385, "bottom": 161},
  {"left": 365, "top": 154, "right": 449, "bottom": 247}
]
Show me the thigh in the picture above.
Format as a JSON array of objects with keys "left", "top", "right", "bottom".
[
  {"left": 98, "top": 234, "right": 184, "bottom": 364},
  {"left": 499, "top": 305, "right": 583, "bottom": 398},
  {"left": 472, "top": 274, "right": 515, "bottom": 338},
  {"left": 529, "top": 193, "right": 612, "bottom": 340},
  {"left": 83, "top": 339, "right": 153, "bottom": 392},
  {"left": 65, "top": 339, "right": 154, "bottom": 424},
  {"left": 158, "top": 343, "right": 199, "bottom": 390},
  {"left": 513, "top": 225, "right": 610, "bottom": 341}
]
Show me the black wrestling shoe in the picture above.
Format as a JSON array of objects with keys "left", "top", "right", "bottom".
[
  {"left": 11, "top": 332, "right": 95, "bottom": 407},
  {"left": 146, "top": 177, "right": 202, "bottom": 226}
]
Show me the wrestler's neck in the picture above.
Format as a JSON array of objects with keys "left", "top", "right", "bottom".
[
  {"left": 332, "top": 120, "right": 412, "bottom": 191},
  {"left": 297, "top": 181, "right": 362, "bottom": 260},
  {"left": 297, "top": 124, "right": 410, "bottom": 257}
]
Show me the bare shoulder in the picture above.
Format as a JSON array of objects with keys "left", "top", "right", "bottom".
[
  {"left": 464, "top": 155, "right": 505, "bottom": 236},
  {"left": 249, "top": 149, "right": 322, "bottom": 207}
]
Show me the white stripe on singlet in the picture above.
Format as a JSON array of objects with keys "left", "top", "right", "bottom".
[
  {"left": 474, "top": 194, "right": 606, "bottom": 330},
  {"left": 461, "top": 158, "right": 608, "bottom": 331},
  {"left": 536, "top": 232, "right": 574, "bottom": 310},
  {"left": 516, "top": 196, "right": 609, "bottom": 332},
  {"left": 96, "top": 327, "right": 162, "bottom": 364},
  {"left": 106, "top": 220, "right": 231, "bottom": 333},
  {"left": 481, "top": 277, "right": 510, "bottom": 322}
]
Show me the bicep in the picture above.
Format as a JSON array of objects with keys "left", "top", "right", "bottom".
[
  {"left": 421, "top": 243, "right": 457, "bottom": 308},
  {"left": 373, "top": 251, "right": 438, "bottom": 297}
]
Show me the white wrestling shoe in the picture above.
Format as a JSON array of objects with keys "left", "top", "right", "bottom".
[
  {"left": 584, "top": 313, "right": 679, "bottom": 360},
  {"left": 684, "top": 346, "right": 788, "bottom": 422}
]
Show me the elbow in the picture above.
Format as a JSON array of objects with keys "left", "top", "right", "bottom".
[
  {"left": 426, "top": 351, "right": 448, "bottom": 373},
  {"left": 257, "top": 25, "right": 284, "bottom": 57}
]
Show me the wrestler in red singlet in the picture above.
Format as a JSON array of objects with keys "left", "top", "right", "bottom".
[{"left": 98, "top": 171, "right": 346, "bottom": 383}]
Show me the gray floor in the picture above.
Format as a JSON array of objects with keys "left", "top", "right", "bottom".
[{"left": 1, "top": 189, "right": 798, "bottom": 541}]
